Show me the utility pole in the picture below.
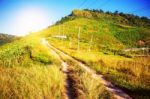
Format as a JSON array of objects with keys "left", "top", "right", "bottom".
[
  {"left": 62, "top": 24, "right": 64, "bottom": 36},
  {"left": 89, "top": 34, "right": 93, "bottom": 52},
  {"left": 69, "top": 38, "right": 72, "bottom": 48},
  {"left": 147, "top": 46, "right": 149, "bottom": 56},
  {"left": 142, "top": 48, "right": 144, "bottom": 55},
  {"left": 78, "top": 27, "right": 80, "bottom": 51},
  {"left": 59, "top": 25, "right": 61, "bottom": 35}
]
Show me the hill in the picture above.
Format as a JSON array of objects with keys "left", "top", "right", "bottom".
[
  {"left": 0, "top": 9, "right": 150, "bottom": 99},
  {"left": 43, "top": 9, "right": 150, "bottom": 51},
  {"left": 38, "top": 9, "right": 150, "bottom": 98},
  {"left": 0, "top": 33, "right": 16, "bottom": 45}
]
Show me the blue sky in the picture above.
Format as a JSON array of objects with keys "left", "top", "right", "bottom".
[{"left": 0, "top": 0, "right": 150, "bottom": 35}]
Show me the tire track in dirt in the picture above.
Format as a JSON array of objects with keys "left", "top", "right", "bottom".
[
  {"left": 43, "top": 38, "right": 132, "bottom": 99},
  {"left": 42, "top": 38, "right": 78, "bottom": 99}
]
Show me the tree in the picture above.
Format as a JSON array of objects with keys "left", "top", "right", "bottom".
[{"left": 114, "top": 11, "right": 119, "bottom": 15}]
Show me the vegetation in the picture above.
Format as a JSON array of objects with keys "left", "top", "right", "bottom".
[
  {"left": 0, "top": 65, "right": 64, "bottom": 99},
  {"left": 37, "top": 9, "right": 150, "bottom": 99},
  {"left": 0, "top": 9, "right": 150, "bottom": 99},
  {"left": 47, "top": 38, "right": 150, "bottom": 98},
  {"left": 53, "top": 10, "right": 150, "bottom": 50},
  {"left": 53, "top": 46, "right": 113, "bottom": 99},
  {"left": 0, "top": 33, "right": 16, "bottom": 45},
  {"left": 0, "top": 35, "right": 65, "bottom": 99}
]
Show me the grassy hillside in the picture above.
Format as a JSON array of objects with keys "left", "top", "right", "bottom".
[
  {"left": 0, "top": 9, "right": 150, "bottom": 99},
  {"left": 0, "top": 35, "right": 65, "bottom": 98},
  {"left": 37, "top": 9, "right": 150, "bottom": 99},
  {"left": 42, "top": 9, "right": 150, "bottom": 51},
  {"left": 0, "top": 33, "right": 16, "bottom": 45},
  {"left": 0, "top": 33, "right": 113, "bottom": 98}
]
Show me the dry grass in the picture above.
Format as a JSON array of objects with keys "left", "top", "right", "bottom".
[
  {"left": 47, "top": 37, "right": 150, "bottom": 99},
  {"left": 54, "top": 48, "right": 114, "bottom": 99},
  {"left": 0, "top": 65, "right": 65, "bottom": 99},
  {"left": 0, "top": 36, "right": 66, "bottom": 99}
]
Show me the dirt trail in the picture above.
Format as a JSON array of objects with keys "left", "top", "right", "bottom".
[
  {"left": 41, "top": 39, "right": 74, "bottom": 99},
  {"left": 42, "top": 38, "right": 132, "bottom": 99}
]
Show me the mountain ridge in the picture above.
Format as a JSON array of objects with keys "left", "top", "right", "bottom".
[{"left": 0, "top": 33, "right": 16, "bottom": 45}]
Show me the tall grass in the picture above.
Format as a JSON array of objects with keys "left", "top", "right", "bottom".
[
  {"left": 47, "top": 37, "right": 150, "bottom": 99},
  {"left": 0, "top": 35, "right": 65, "bottom": 98},
  {"left": 38, "top": 10, "right": 150, "bottom": 99},
  {"left": 68, "top": 64, "right": 112, "bottom": 99},
  {"left": 54, "top": 48, "right": 113, "bottom": 99},
  {"left": 0, "top": 65, "right": 64, "bottom": 99}
]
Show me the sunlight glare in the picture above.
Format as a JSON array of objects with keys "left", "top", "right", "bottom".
[{"left": 14, "top": 7, "right": 50, "bottom": 36}]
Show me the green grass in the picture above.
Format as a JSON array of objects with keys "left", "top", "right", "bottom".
[
  {"left": 53, "top": 48, "right": 114, "bottom": 99},
  {"left": 46, "top": 36, "right": 150, "bottom": 98},
  {"left": 37, "top": 10, "right": 150, "bottom": 98},
  {"left": 0, "top": 35, "right": 65, "bottom": 99},
  {"left": 40, "top": 10, "right": 150, "bottom": 98},
  {"left": 39, "top": 17, "right": 150, "bottom": 51},
  {"left": 0, "top": 33, "right": 15, "bottom": 46},
  {"left": 67, "top": 62, "right": 113, "bottom": 99},
  {"left": 0, "top": 9, "right": 150, "bottom": 99}
]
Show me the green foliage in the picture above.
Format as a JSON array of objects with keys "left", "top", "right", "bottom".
[
  {"left": 0, "top": 35, "right": 65, "bottom": 98},
  {"left": 44, "top": 13, "right": 150, "bottom": 97},
  {"left": 1, "top": 9, "right": 150, "bottom": 99},
  {"left": 54, "top": 50, "right": 113, "bottom": 99},
  {"left": 31, "top": 44, "right": 52, "bottom": 64},
  {"left": 40, "top": 10, "right": 150, "bottom": 99},
  {"left": 0, "top": 33, "right": 16, "bottom": 45},
  {"left": 47, "top": 37, "right": 150, "bottom": 98},
  {"left": 44, "top": 9, "right": 150, "bottom": 51}
]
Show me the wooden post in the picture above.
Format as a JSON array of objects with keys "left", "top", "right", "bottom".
[
  {"left": 89, "top": 34, "right": 93, "bottom": 52},
  {"left": 62, "top": 25, "right": 64, "bottom": 36},
  {"left": 69, "top": 38, "right": 72, "bottom": 48},
  {"left": 147, "top": 46, "right": 149, "bottom": 56},
  {"left": 78, "top": 27, "right": 80, "bottom": 51},
  {"left": 59, "top": 25, "right": 60, "bottom": 35},
  {"left": 143, "top": 48, "right": 144, "bottom": 55}
]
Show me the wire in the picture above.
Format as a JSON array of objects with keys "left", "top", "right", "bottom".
[
  {"left": 97, "top": 0, "right": 110, "bottom": 9},
  {"left": 78, "top": 0, "right": 88, "bottom": 9},
  {"left": 86, "top": 0, "right": 99, "bottom": 8}
]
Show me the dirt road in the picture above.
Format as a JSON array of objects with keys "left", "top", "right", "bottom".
[{"left": 42, "top": 38, "right": 132, "bottom": 99}]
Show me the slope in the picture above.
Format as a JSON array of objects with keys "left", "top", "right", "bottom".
[
  {"left": 0, "top": 33, "right": 16, "bottom": 46},
  {"left": 37, "top": 9, "right": 150, "bottom": 99},
  {"left": 40, "top": 9, "right": 150, "bottom": 51},
  {"left": 0, "top": 35, "right": 65, "bottom": 99}
]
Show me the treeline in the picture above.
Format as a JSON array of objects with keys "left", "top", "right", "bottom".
[{"left": 85, "top": 9, "right": 150, "bottom": 26}]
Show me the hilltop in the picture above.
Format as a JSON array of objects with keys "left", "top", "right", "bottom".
[
  {"left": 38, "top": 9, "right": 150, "bottom": 98},
  {"left": 41, "top": 9, "right": 150, "bottom": 52}
]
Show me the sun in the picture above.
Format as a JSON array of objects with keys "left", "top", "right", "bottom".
[{"left": 14, "top": 7, "right": 50, "bottom": 36}]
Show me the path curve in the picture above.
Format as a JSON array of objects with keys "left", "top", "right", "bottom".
[
  {"left": 41, "top": 38, "right": 74, "bottom": 99},
  {"left": 42, "top": 38, "right": 132, "bottom": 99}
]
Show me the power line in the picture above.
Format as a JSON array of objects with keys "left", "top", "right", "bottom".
[
  {"left": 97, "top": 0, "right": 110, "bottom": 9},
  {"left": 86, "top": 0, "right": 99, "bottom": 8},
  {"left": 78, "top": 0, "right": 88, "bottom": 9},
  {"left": 78, "top": 0, "right": 110, "bottom": 10}
]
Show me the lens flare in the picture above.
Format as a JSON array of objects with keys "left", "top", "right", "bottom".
[{"left": 13, "top": 7, "right": 50, "bottom": 36}]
